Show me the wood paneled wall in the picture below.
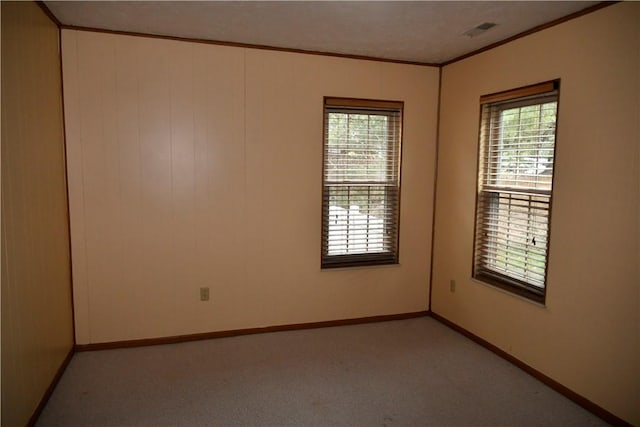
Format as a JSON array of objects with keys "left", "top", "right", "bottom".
[
  {"left": 1, "top": 2, "right": 74, "bottom": 426},
  {"left": 62, "top": 30, "right": 440, "bottom": 345}
]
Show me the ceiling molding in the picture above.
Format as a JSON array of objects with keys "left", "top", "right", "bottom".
[
  {"left": 441, "top": 1, "right": 618, "bottom": 67},
  {"left": 41, "top": 1, "right": 615, "bottom": 68},
  {"left": 36, "top": 0, "right": 61, "bottom": 27},
  {"left": 58, "top": 24, "right": 439, "bottom": 68}
]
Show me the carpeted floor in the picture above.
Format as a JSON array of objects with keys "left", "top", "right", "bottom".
[{"left": 37, "top": 317, "right": 607, "bottom": 426}]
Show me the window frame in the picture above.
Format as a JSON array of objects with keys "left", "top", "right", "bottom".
[
  {"left": 472, "top": 80, "right": 561, "bottom": 303},
  {"left": 320, "top": 97, "right": 404, "bottom": 269}
]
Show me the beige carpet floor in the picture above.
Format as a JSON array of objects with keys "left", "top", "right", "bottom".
[{"left": 37, "top": 317, "right": 608, "bottom": 426}]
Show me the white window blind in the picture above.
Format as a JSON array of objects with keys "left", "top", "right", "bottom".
[
  {"left": 321, "top": 98, "right": 403, "bottom": 268},
  {"left": 473, "top": 81, "right": 559, "bottom": 301}
]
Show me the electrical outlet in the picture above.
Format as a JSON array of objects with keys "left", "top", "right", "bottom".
[
  {"left": 450, "top": 280, "right": 456, "bottom": 293},
  {"left": 200, "top": 287, "right": 210, "bottom": 301}
]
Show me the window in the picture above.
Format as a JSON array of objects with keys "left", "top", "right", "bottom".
[
  {"left": 473, "top": 81, "right": 559, "bottom": 303},
  {"left": 321, "top": 97, "right": 403, "bottom": 268}
]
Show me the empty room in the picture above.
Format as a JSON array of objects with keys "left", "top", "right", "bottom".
[{"left": 1, "top": 1, "right": 638, "bottom": 426}]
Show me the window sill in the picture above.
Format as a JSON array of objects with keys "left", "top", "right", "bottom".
[
  {"left": 472, "top": 273, "right": 547, "bottom": 306},
  {"left": 320, "top": 261, "right": 400, "bottom": 272}
]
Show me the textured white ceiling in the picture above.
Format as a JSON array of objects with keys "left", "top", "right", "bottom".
[{"left": 45, "top": 1, "right": 599, "bottom": 64}]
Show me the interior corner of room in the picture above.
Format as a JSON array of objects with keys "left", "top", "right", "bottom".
[{"left": 1, "top": 1, "right": 638, "bottom": 426}]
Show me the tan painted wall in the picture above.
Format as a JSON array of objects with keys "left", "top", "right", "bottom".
[
  {"left": 61, "top": 30, "right": 439, "bottom": 345},
  {"left": 1, "top": 2, "right": 75, "bottom": 426},
  {"left": 433, "top": 3, "right": 639, "bottom": 424}
]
